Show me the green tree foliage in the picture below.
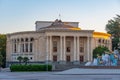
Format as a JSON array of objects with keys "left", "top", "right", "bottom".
[
  {"left": 17, "top": 56, "right": 23, "bottom": 64},
  {"left": 106, "top": 15, "right": 120, "bottom": 50},
  {"left": 0, "top": 54, "right": 3, "bottom": 67},
  {"left": 23, "top": 57, "right": 29, "bottom": 65},
  {"left": 0, "top": 34, "right": 6, "bottom": 68},
  {"left": 93, "top": 46, "right": 109, "bottom": 58}
]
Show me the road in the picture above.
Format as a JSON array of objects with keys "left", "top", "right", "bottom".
[{"left": 0, "top": 72, "right": 120, "bottom": 80}]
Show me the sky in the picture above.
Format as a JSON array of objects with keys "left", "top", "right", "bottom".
[{"left": 0, "top": 0, "right": 120, "bottom": 34}]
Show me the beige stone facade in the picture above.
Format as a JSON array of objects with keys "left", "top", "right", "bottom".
[{"left": 6, "top": 19, "right": 112, "bottom": 66}]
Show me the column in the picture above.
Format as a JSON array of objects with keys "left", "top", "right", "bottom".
[
  {"left": 12, "top": 40, "right": 14, "bottom": 53},
  {"left": 87, "top": 37, "right": 90, "bottom": 61},
  {"left": 46, "top": 36, "right": 49, "bottom": 61},
  {"left": 24, "top": 39, "right": 26, "bottom": 53},
  {"left": 63, "top": 36, "right": 66, "bottom": 61},
  {"left": 34, "top": 39, "right": 38, "bottom": 61},
  {"left": 16, "top": 42, "right": 18, "bottom": 53},
  {"left": 49, "top": 36, "right": 52, "bottom": 61},
  {"left": 77, "top": 36, "right": 79, "bottom": 61},
  {"left": 74, "top": 36, "right": 76, "bottom": 61},
  {"left": 17, "top": 41, "right": 19, "bottom": 53},
  {"left": 60, "top": 36, "right": 63, "bottom": 61},
  {"left": 90, "top": 37, "right": 93, "bottom": 61},
  {"left": 27, "top": 38, "right": 30, "bottom": 53}
]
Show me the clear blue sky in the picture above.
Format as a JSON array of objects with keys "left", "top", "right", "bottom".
[{"left": 0, "top": 0, "right": 120, "bottom": 34}]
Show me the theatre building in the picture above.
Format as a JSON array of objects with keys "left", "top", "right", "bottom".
[{"left": 6, "top": 19, "right": 112, "bottom": 66}]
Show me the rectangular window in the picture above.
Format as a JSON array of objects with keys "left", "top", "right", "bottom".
[
  {"left": 30, "top": 43, "right": 33, "bottom": 52},
  {"left": 22, "top": 44, "right": 24, "bottom": 52},
  {"left": 66, "top": 47, "right": 70, "bottom": 52},
  {"left": 66, "top": 41, "right": 71, "bottom": 52},
  {"left": 80, "top": 47, "right": 84, "bottom": 53},
  {"left": 25, "top": 43, "right": 28, "bottom": 52},
  {"left": 79, "top": 39, "right": 84, "bottom": 53},
  {"left": 14, "top": 44, "right": 16, "bottom": 53},
  {"left": 53, "top": 41, "right": 57, "bottom": 52}
]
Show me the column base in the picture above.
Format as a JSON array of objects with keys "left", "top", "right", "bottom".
[
  {"left": 73, "top": 61, "right": 80, "bottom": 65},
  {"left": 58, "top": 61, "right": 66, "bottom": 64}
]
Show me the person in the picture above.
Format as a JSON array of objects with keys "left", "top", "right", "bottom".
[
  {"left": 118, "top": 51, "right": 120, "bottom": 60},
  {"left": 97, "top": 55, "right": 103, "bottom": 66},
  {"left": 114, "top": 48, "right": 119, "bottom": 55},
  {"left": 92, "top": 58, "right": 98, "bottom": 66},
  {"left": 104, "top": 52, "right": 110, "bottom": 66},
  {"left": 102, "top": 53, "right": 106, "bottom": 65},
  {"left": 112, "top": 54, "right": 118, "bottom": 66},
  {"left": 109, "top": 51, "right": 114, "bottom": 66}
]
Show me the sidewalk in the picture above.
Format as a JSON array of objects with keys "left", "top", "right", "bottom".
[
  {"left": 0, "top": 68, "right": 10, "bottom": 72},
  {"left": 55, "top": 68, "right": 120, "bottom": 75}
]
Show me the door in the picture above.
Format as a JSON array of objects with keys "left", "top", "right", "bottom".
[
  {"left": 80, "top": 55, "right": 84, "bottom": 62},
  {"left": 53, "top": 55, "right": 57, "bottom": 62},
  {"left": 66, "top": 55, "right": 70, "bottom": 62}
]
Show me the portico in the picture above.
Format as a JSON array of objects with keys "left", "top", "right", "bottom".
[{"left": 45, "top": 32, "right": 93, "bottom": 64}]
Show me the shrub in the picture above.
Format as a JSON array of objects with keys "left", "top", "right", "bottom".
[
  {"left": 93, "top": 46, "right": 109, "bottom": 58},
  {"left": 10, "top": 64, "right": 52, "bottom": 72}
]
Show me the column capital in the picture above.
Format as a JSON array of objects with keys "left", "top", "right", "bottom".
[
  {"left": 74, "top": 36, "right": 77, "bottom": 37},
  {"left": 63, "top": 35, "right": 66, "bottom": 37},
  {"left": 60, "top": 35, "right": 64, "bottom": 38}
]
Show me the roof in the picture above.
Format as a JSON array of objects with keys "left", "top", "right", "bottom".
[
  {"left": 93, "top": 32, "right": 111, "bottom": 39},
  {"left": 39, "top": 19, "right": 81, "bottom": 30}
]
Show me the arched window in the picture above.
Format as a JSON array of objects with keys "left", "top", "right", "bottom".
[
  {"left": 25, "top": 38, "right": 28, "bottom": 42},
  {"left": 17, "top": 38, "right": 19, "bottom": 42},
  {"left": 30, "top": 37, "right": 34, "bottom": 41},
  {"left": 98, "top": 39, "right": 101, "bottom": 43},
  {"left": 102, "top": 39, "right": 104, "bottom": 43},
  {"left": 14, "top": 39, "right": 16, "bottom": 43},
  {"left": 21, "top": 38, "right": 24, "bottom": 42}
]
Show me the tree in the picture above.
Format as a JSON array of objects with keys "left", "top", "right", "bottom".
[
  {"left": 17, "top": 56, "right": 23, "bottom": 64},
  {"left": 0, "top": 34, "right": 6, "bottom": 68},
  {"left": 0, "top": 54, "right": 3, "bottom": 67},
  {"left": 106, "top": 15, "right": 120, "bottom": 50},
  {"left": 23, "top": 57, "right": 29, "bottom": 65},
  {"left": 93, "top": 46, "right": 109, "bottom": 58}
]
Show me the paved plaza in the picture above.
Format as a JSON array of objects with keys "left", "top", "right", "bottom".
[{"left": 0, "top": 68, "right": 120, "bottom": 80}]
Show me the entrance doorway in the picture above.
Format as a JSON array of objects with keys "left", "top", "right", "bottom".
[
  {"left": 53, "top": 55, "right": 57, "bottom": 62},
  {"left": 80, "top": 55, "right": 84, "bottom": 62},
  {"left": 66, "top": 55, "right": 70, "bottom": 62}
]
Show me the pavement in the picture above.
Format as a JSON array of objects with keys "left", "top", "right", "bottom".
[
  {"left": 55, "top": 68, "right": 120, "bottom": 75},
  {"left": 1, "top": 68, "right": 10, "bottom": 72},
  {"left": 0, "top": 68, "right": 120, "bottom": 80}
]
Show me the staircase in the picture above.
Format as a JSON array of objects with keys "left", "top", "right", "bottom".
[
  {"left": 53, "top": 61, "right": 120, "bottom": 71},
  {"left": 53, "top": 63, "right": 85, "bottom": 71}
]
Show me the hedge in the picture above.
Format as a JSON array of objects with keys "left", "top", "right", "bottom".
[{"left": 10, "top": 64, "right": 52, "bottom": 72}]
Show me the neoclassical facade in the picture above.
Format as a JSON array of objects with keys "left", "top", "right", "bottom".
[{"left": 6, "top": 19, "right": 112, "bottom": 66}]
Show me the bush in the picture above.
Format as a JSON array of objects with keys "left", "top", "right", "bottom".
[
  {"left": 93, "top": 46, "right": 109, "bottom": 58},
  {"left": 10, "top": 64, "right": 52, "bottom": 72}
]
